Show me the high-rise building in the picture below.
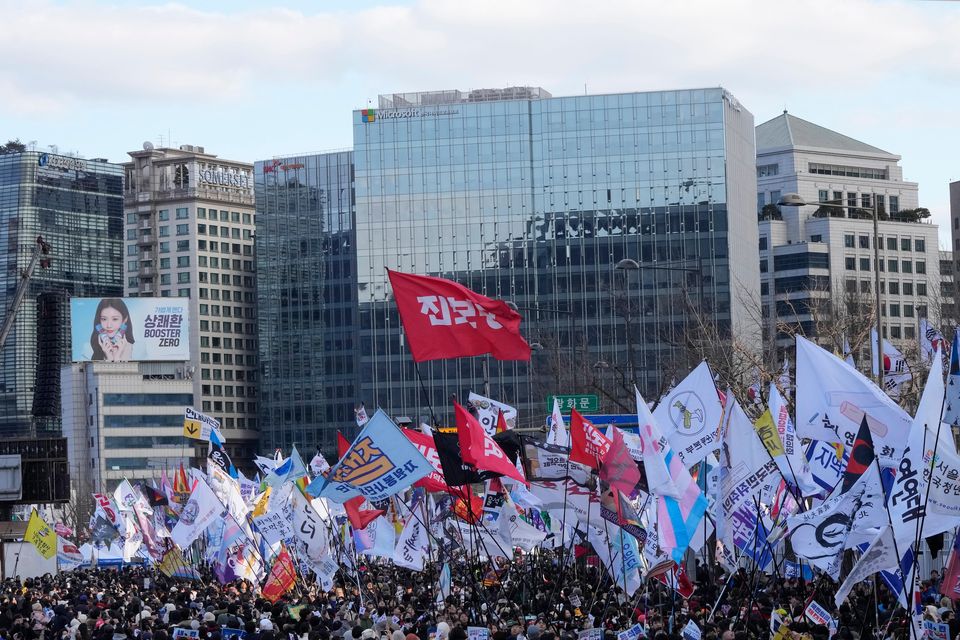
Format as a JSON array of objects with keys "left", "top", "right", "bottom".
[
  {"left": 254, "top": 153, "right": 357, "bottom": 452},
  {"left": 950, "top": 180, "right": 960, "bottom": 313},
  {"left": 351, "top": 86, "right": 759, "bottom": 427},
  {"left": 756, "top": 112, "right": 938, "bottom": 353},
  {"left": 939, "top": 250, "right": 957, "bottom": 329},
  {"left": 61, "top": 361, "right": 194, "bottom": 519},
  {"left": 0, "top": 149, "right": 123, "bottom": 437},
  {"left": 122, "top": 144, "right": 258, "bottom": 465},
  {"left": 256, "top": 87, "right": 760, "bottom": 446}
]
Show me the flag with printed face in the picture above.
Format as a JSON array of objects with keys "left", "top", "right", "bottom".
[
  {"left": 387, "top": 269, "right": 530, "bottom": 362},
  {"left": 306, "top": 409, "right": 434, "bottom": 502},
  {"left": 653, "top": 362, "right": 724, "bottom": 466},
  {"left": 796, "top": 336, "right": 911, "bottom": 460},
  {"left": 455, "top": 402, "right": 527, "bottom": 485},
  {"left": 570, "top": 409, "right": 611, "bottom": 469}
]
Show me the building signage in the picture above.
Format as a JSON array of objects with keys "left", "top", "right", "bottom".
[
  {"left": 70, "top": 297, "right": 191, "bottom": 362},
  {"left": 548, "top": 394, "right": 600, "bottom": 413},
  {"left": 197, "top": 167, "right": 252, "bottom": 189},
  {"left": 38, "top": 153, "right": 87, "bottom": 172},
  {"left": 361, "top": 107, "right": 459, "bottom": 123}
]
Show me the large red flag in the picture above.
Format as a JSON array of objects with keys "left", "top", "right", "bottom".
[
  {"left": 337, "top": 432, "right": 384, "bottom": 530},
  {"left": 262, "top": 546, "right": 296, "bottom": 603},
  {"left": 387, "top": 269, "right": 530, "bottom": 362},
  {"left": 569, "top": 409, "right": 611, "bottom": 469},
  {"left": 599, "top": 426, "right": 642, "bottom": 498},
  {"left": 455, "top": 402, "right": 528, "bottom": 485}
]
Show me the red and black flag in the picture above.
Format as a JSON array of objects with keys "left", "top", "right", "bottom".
[{"left": 840, "top": 415, "right": 875, "bottom": 494}]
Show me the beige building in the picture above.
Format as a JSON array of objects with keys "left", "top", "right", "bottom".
[
  {"left": 756, "top": 113, "right": 939, "bottom": 355},
  {"left": 122, "top": 144, "right": 258, "bottom": 466},
  {"left": 61, "top": 361, "right": 194, "bottom": 523}
]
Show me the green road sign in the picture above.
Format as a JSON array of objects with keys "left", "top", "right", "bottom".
[{"left": 547, "top": 394, "right": 599, "bottom": 413}]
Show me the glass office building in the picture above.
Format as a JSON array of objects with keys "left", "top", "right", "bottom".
[
  {"left": 254, "top": 152, "right": 357, "bottom": 451},
  {"left": 353, "top": 87, "right": 760, "bottom": 428},
  {"left": 0, "top": 151, "right": 123, "bottom": 437}
]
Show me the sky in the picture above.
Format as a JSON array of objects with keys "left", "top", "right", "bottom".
[{"left": 2, "top": 0, "right": 959, "bottom": 244}]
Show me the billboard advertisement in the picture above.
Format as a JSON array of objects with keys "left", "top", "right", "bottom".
[{"left": 70, "top": 297, "right": 190, "bottom": 362}]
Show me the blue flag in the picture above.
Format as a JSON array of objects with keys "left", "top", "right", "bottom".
[{"left": 306, "top": 409, "right": 434, "bottom": 503}]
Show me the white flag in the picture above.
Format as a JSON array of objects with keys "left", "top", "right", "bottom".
[
  {"left": 889, "top": 348, "right": 960, "bottom": 546},
  {"left": 796, "top": 335, "right": 911, "bottom": 460},
  {"left": 843, "top": 337, "right": 855, "bottom": 368},
  {"left": 252, "top": 484, "right": 293, "bottom": 547},
  {"left": 719, "top": 395, "right": 780, "bottom": 567},
  {"left": 292, "top": 490, "right": 331, "bottom": 562},
  {"left": 171, "top": 473, "right": 224, "bottom": 549},
  {"left": 355, "top": 403, "right": 369, "bottom": 427},
  {"left": 919, "top": 318, "right": 947, "bottom": 364},
  {"left": 653, "top": 361, "right": 724, "bottom": 467},
  {"left": 468, "top": 392, "right": 517, "bottom": 435},
  {"left": 546, "top": 398, "right": 569, "bottom": 447},
  {"left": 636, "top": 387, "right": 681, "bottom": 498},
  {"left": 786, "top": 466, "right": 884, "bottom": 579},
  {"left": 393, "top": 512, "right": 428, "bottom": 571},
  {"left": 834, "top": 525, "right": 900, "bottom": 607},
  {"left": 767, "top": 383, "right": 819, "bottom": 497},
  {"left": 871, "top": 328, "right": 912, "bottom": 399}
]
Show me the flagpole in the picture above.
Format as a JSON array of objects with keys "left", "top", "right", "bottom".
[
  {"left": 413, "top": 362, "right": 439, "bottom": 426},
  {"left": 868, "top": 453, "right": 916, "bottom": 640},
  {"left": 907, "top": 420, "right": 943, "bottom": 625}
]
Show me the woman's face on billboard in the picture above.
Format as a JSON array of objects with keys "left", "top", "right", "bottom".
[{"left": 99, "top": 306, "right": 124, "bottom": 336}]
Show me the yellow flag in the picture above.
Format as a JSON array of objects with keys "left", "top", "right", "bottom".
[
  {"left": 252, "top": 486, "right": 272, "bottom": 518},
  {"left": 24, "top": 509, "right": 56, "bottom": 559},
  {"left": 753, "top": 409, "right": 786, "bottom": 458}
]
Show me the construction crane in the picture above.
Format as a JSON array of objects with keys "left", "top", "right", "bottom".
[{"left": 0, "top": 236, "right": 52, "bottom": 351}]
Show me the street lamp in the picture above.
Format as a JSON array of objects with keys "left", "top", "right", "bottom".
[
  {"left": 614, "top": 258, "right": 705, "bottom": 313},
  {"left": 777, "top": 193, "right": 883, "bottom": 389},
  {"left": 506, "top": 301, "right": 574, "bottom": 399}
]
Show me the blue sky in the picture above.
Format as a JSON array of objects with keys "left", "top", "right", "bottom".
[{"left": 2, "top": 0, "right": 959, "bottom": 243}]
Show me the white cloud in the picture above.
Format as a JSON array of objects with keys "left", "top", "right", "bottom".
[{"left": 2, "top": 0, "right": 958, "bottom": 112}]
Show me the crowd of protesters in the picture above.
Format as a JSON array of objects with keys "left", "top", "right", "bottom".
[{"left": 0, "top": 548, "right": 949, "bottom": 640}]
